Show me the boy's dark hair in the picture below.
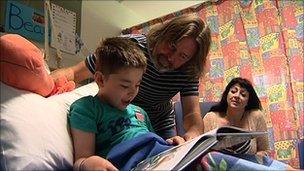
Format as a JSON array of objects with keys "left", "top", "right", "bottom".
[
  {"left": 210, "top": 77, "right": 262, "bottom": 117},
  {"left": 95, "top": 37, "right": 147, "bottom": 76}
]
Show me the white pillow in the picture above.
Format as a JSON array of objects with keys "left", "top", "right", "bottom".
[{"left": 0, "top": 82, "right": 98, "bottom": 170}]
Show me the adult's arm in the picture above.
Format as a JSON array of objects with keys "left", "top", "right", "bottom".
[
  {"left": 71, "top": 128, "right": 118, "bottom": 171},
  {"left": 181, "top": 95, "right": 204, "bottom": 141},
  {"left": 166, "top": 95, "right": 202, "bottom": 145},
  {"left": 254, "top": 110, "right": 270, "bottom": 157},
  {"left": 50, "top": 61, "right": 93, "bottom": 83}
]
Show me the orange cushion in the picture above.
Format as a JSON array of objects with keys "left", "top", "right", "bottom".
[{"left": 0, "top": 34, "right": 54, "bottom": 96}]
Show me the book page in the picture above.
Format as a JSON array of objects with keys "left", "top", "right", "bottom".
[
  {"left": 173, "top": 136, "right": 218, "bottom": 170},
  {"left": 134, "top": 133, "right": 208, "bottom": 170}
]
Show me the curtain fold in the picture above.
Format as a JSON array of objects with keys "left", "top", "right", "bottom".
[{"left": 123, "top": 0, "right": 303, "bottom": 168}]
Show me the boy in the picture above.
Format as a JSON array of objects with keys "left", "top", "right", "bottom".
[{"left": 68, "top": 37, "right": 154, "bottom": 171}]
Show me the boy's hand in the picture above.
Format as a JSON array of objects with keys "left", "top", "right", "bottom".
[
  {"left": 80, "top": 156, "right": 118, "bottom": 171},
  {"left": 166, "top": 136, "right": 185, "bottom": 145}
]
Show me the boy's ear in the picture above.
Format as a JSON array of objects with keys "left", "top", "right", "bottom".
[{"left": 94, "top": 71, "right": 105, "bottom": 87}]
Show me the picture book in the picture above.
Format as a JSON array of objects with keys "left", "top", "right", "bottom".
[{"left": 133, "top": 126, "right": 267, "bottom": 170}]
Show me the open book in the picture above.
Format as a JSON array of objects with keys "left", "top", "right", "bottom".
[{"left": 133, "top": 126, "right": 267, "bottom": 171}]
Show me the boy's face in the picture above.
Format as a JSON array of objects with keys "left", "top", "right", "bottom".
[{"left": 96, "top": 67, "right": 144, "bottom": 110}]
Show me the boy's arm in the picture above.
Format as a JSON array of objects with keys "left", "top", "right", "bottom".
[{"left": 71, "top": 128, "right": 118, "bottom": 171}]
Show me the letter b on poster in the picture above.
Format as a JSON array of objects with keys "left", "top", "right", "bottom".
[{"left": 5, "top": 0, "right": 45, "bottom": 42}]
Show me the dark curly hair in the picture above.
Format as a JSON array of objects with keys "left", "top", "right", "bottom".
[{"left": 209, "top": 77, "right": 262, "bottom": 117}]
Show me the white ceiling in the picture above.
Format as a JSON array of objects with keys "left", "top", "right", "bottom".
[{"left": 120, "top": 1, "right": 203, "bottom": 22}]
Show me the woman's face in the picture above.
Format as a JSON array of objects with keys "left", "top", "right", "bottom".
[
  {"left": 226, "top": 83, "right": 249, "bottom": 110},
  {"left": 151, "top": 37, "right": 198, "bottom": 72}
]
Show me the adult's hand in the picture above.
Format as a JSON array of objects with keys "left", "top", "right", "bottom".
[
  {"left": 166, "top": 136, "right": 185, "bottom": 145},
  {"left": 183, "top": 129, "right": 201, "bottom": 141}
]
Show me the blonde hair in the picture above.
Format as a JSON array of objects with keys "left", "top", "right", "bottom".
[
  {"left": 147, "top": 14, "right": 211, "bottom": 79},
  {"left": 95, "top": 37, "right": 147, "bottom": 76}
]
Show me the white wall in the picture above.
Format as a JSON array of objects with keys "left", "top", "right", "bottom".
[
  {"left": 121, "top": 1, "right": 202, "bottom": 22},
  {"left": 80, "top": 1, "right": 146, "bottom": 54},
  {"left": 46, "top": 47, "right": 84, "bottom": 70}
]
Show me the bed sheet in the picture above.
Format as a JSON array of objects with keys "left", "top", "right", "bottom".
[{"left": 0, "top": 82, "right": 98, "bottom": 170}]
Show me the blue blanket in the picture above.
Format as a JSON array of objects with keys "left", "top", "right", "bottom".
[
  {"left": 106, "top": 132, "right": 172, "bottom": 171},
  {"left": 107, "top": 132, "right": 292, "bottom": 170}
]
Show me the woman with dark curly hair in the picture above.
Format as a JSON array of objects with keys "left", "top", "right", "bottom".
[{"left": 203, "top": 77, "right": 269, "bottom": 156}]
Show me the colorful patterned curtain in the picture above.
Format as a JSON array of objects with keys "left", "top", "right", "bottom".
[{"left": 123, "top": 0, "right": 303, "bottom": 168}]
